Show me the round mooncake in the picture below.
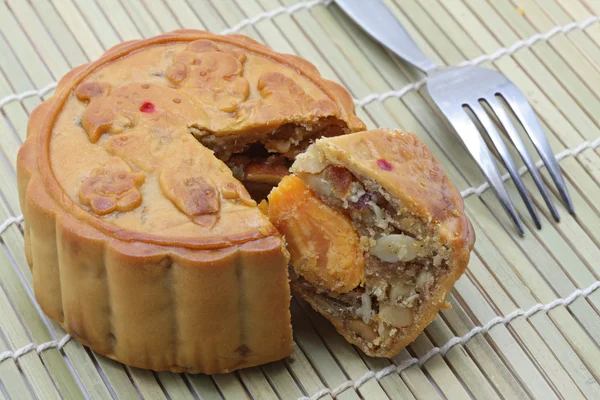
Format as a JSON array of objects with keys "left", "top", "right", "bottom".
[{"left": 18, "top": 30, "right": 364, "bottom": 373}]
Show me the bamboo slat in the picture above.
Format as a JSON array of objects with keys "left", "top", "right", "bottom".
[{"left": 1, "top": 0, "right": 599, "bottom": 399}]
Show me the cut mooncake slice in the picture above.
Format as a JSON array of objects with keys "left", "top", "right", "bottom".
[{"left": 268, "top": 129, "right": 475, "bottom": 357}]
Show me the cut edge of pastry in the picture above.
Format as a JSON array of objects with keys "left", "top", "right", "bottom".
[{"left": 268, "top": 129, "right": 474, "bottom": 357}]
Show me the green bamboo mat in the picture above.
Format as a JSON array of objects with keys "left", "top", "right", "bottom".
[{"left": 1, "top": 0, "right": 600, "bottom": 398}]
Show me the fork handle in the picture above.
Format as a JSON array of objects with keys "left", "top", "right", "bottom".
[{"left": 335, "top": 0, "right": 438, "bottom": 74}]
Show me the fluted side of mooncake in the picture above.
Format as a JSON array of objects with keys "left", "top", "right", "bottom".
[{"left": 18, "top": 88, "right": 292, "bottom": 375}]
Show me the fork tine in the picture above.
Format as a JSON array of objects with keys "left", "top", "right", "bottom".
[
  {"left": 498, "top": 86, "right": 575, "bottom": 215},
  {"left": 485, "top": 96, "right": 560, "bottom": 223},
  {"left": 443, "top": 106, "right": 525, "bottom": 235},
  {"left": 469, "top": 102, "right": 542, "bottom": 229}
]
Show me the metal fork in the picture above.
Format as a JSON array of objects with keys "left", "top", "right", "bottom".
[{"left": 336, "top": 0, "right": 574, "bottom": 235}]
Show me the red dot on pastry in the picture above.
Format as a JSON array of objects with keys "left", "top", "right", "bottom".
[
  {"left": 377, "top": 159, "right": 393, "bottom": 171},
  {"left": 139, "top": 101, "right": 155, "bottom": 113}
]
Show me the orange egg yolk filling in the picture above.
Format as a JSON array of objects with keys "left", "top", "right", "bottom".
[{"left": 268, "top": 175, "right": 364, "bottom": 293}]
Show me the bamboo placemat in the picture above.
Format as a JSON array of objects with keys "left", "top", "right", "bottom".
[{"left": 1, "top": 0, "right": 599, "bottom": 398}]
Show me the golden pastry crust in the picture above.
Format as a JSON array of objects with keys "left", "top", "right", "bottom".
[
  {"left": 281, "top": 129, "right": 475, "bottom": 357},
  {"left": 17, "top": 31, "right": 364, "bottom": 373}
]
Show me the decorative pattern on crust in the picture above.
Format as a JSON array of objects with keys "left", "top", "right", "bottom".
[
  {"left": 13, "top": 29, "right": 370, "bottom": 373},
  {"left": 79, "top": 157, "right": 145, "bottom": 216},
  {"left": 165, "top": 39, "right": 249, "bottom": 112}
]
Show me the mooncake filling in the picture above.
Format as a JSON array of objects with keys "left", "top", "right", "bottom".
[{"left": 269, "top": 164, "right": 454, "bottom": 355}]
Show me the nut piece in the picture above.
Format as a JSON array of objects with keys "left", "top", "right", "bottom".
[
  {"left": 416, "top": 270, "right": 434, "bottom": 288},
  {"left": 369, "top": 202, "right": 387, "bottom": 228},
  {"left": 378, "top": 306, "right": 413, "bottom": 329},
  {"left": 389, "top": 284, "right": 412, "bottom": 303},
  {"left": 359, "top": 292, "right": 374, "bottom": 323},
  {"left": 347, "top": 320, "right": 377, "bottom": 342},
  {"left": 370, "top": 234, "right": 417, "bottom": 263},
  {"left": 301, "top": 173, "right": 336, "bottom": 198}
]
